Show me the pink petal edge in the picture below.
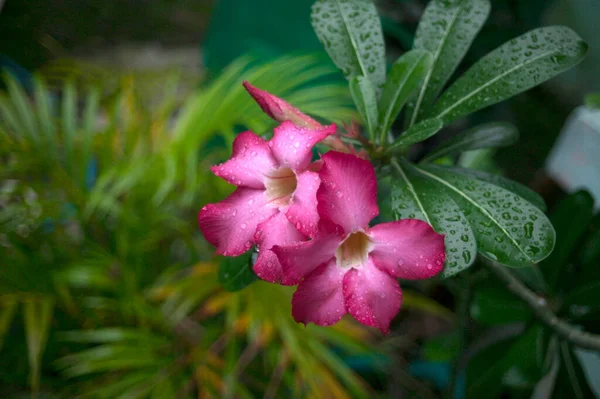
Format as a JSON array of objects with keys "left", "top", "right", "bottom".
[{"left": 198, "top": 188, "right": 277, "bottom": 256}]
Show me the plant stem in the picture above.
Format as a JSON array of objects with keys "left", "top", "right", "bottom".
[
  {"left": 485, "top": 259, "right": 600, "bottom": 351},
  {"left": 446, "top": 277, "right": 471, "bottom": 399}
]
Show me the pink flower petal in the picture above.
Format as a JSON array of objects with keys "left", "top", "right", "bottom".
[
  {"left": 253, "top": 212, "right": 306, "bottom": 285},
  {"left": 211, "top": 131, "right": 278, "bottom": 189},
  {"left": 198, "top": 188, "right": 277, "bottom": 256},
  {"left": 342, "top": 260, "right": 402, "bottom": 334},
  {"left": 368, "top": 219, "right": 446, "bottom": 280},
  {"left": 317, "top": 151, "right": 379, "bottom": 234},
  {"left": 286, "top": 170, "right": 321, "bottom": 237},
  {"left": 292, "top": 260, "right": 348, "bottom": 327},
  {"left": 269, "top": 121, "right": 336, "bottom": 171},
  {"left": 242, "top": 81, "right": 323, "bottom": 130},
  {"left": 273, "top": 220, "right": 344, "bottom": 285}
]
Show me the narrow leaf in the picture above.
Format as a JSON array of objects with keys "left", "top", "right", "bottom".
[
  {"left": 24, "top": 298, "right": 54, "bottom": 395},
  {"left": 430, "top": 26, "right": 588, "bottom": 124},
  {"left": 218, "top": 252, "right": 257, "bottom": 292},
  {"left": 391, "top": 159, "right": 477, "bottom": 277},
  {"left": 349, "top": 76, "right": 378, "bottom": 140},
  {"left": 33, "top": 78, "right": 58, "bottom": 158},
  {"left": 440, "top": 166, "right": 547, "bottom": 212},
  {"left": 378, "top": 50, "right": 432, "bottom": 140},
  {"left": 551, "top": 342, "right": 596, "bottom": 399},
  {"left": 311, "top": 0, "right": 386, "bottom": 91},
  {"left": 62, "top": 81, "right": 77, "bottom": 176},
  {"left": 415, "top": 164, "right": 555, "bottom": 267},
  {"left": 389, "top": 118, "right": 442, "bottom": 150},
  {"left": 0, "top": 297, "right": 18, "bottom": 352},
  {"left": 407, "top": 0, "right": 491, "bottom": 127},
  {"left": 422, "top": 122, "right": 519, "bottom": 163},
  {"left": 4, "top": 73, "right": 39, "bottom": 143}
]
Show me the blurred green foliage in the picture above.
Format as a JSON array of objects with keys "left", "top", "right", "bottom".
[{"left": 0, "top": 55, "right": 378, "bottom": 398}]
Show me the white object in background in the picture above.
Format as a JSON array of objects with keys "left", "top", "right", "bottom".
[{"left": 546, "top": 106, "right": 600, "bottom": 209}]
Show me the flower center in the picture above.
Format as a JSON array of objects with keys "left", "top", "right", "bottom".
[
  {"left": 336, "top": 231, "right": 372, "bottom": 269},
  {"left": 265, "top": 167, "right": 298, "bottom": 207}
]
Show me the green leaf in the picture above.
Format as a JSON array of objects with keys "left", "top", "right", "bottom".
[
  {"left": 470, "top": 282, "right": 530, "bottom": 325},
  {"left": 390, "top": 159, "right": 477, "bottom": 277},
  {"left": 311, "top": 0, "right": 386, "bottom": 91},
  {"left": 23, "top": 297, "right": 54, "bottom": 395},
  {"left": 584, "top": 93, "right": 600, "bottom": 110},
  {"left": 0, "top": 297, "right": 18, "bottom": 352},
  {"left": 349, "top": 76, "right": 378, "bottom": 140},
  {"left": 33, "top": 78, "right": 58, "bottom": 158},
  {"left": 467, "top": 326, "right": 544, "bottom": 398},
  {"left": 430, "top": 26, "right": 588, "bottom": 124},
  {"left": 378, "top": 50, "right": 432, "bottom": 141},
  {"left": 551, "top": 342, "right": 596, "bottom": 399},
  {"left": 564, "top": 280, "right": 600, "bottom": 309},
  {"left": 218, "top": 252, "right": 258, "bottom": 292},
  {"left": 445, "top": 167, "right": 546, "bottom": 212},
  {"left": 541, "top": 190, "right": 594, "bottom": 293},
  {"left": 577, "top": 212, "right": 600, "bottom": 272},
  {"left": 423, "top": 331, "right": 460, "bottom": 362},
  {"left": 4, "top": 73, "right": 39, "bottom": 144},
  {"left": 389, "top": 118, "right": 443, "bottom": 150},
  {"left": 422, "top": 122, "right": 519, "bottom": 163},
  {"left": 406, "top": 0, "right": 491, "bottom": 127},
  {"left": 415, "top": 164, "right": 555, "bottom": 267}
]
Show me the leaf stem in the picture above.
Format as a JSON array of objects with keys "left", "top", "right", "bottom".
[{"left": 484, "top": 258, "right": 600, "bottom": 351}]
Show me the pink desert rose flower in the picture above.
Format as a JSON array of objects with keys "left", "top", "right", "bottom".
[
  {"left": 272, "top": 151, "right": 446, "bottom": 333},
  {"left": 243, "top": 81, "right": 356, "bottom": 155},
  {"left": 198, "top": 121, "right": 336, "bottom": 284}
]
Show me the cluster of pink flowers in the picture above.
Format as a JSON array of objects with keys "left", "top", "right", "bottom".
[{"left": 198, "top": 82, "right": 446, "bottom": 333}]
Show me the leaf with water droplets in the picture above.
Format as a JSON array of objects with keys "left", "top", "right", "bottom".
[
  {"left": 311, "top": 0, "right": 386, "bottom": 93},
  {"left": 429, "top": 26, "right": 588, "bottom": 124},
  {"left": 218, "top": 251, "right": 257, "bottom": 292},
  {"left": 378, "top": 50, "right": 433, "bottom": 142},
  {"left": 349, "top": 75, "right": 379, "bottom": 141},
  {"left": 439, "top": 165, "right": 547, "bottom": 212},
  {"left": 405, "top": 0, "right": 491, "bottom": 127},
  {"left": 421, "top": 122, "right": 519, "bottom": 163},
  {"left": 415, "top": 164, "right": 555, "bottom": 267},
  {"left": 389, "top": 118, "right": 443, "bottom": 150},
  {"left": 390, "top": 159, "right": 477, "bottom": 277}
]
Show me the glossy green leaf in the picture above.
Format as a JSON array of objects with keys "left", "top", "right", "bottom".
[
  {"left": 389, "top": 118, "right": 443, "bottom": 150},
  {"left": 23, "top": 298, "right": 54, "bottom": 394},
  {"left": 467, "top": 326, "right": 543, "bottom": 398},
  {"left": 311, "top": 0, "right": 386, "bottom": 91},
  {"left": 218, "top": 252, "right": 257, "bottom": 292},
  {"left": 445, "top": 166, "right": 546, "bottom": 212},
  {"left": 406, "top": 0, "right": 491, "bottom": 127},
  {"left": 378, "top": 50, "right": 432, "bottom": 141},
  {"left": 541, "top": 190, "right": 594, "bottom": 293},
  {"left": 551, "top": 342, "right": 596, "bottom": 399},
  {"left": 470, "top": 282, "right": 530, "bottom": 325},
  {"left": 349, "top": 75, "right": 378, "bottom": 140},
  {"left": 415, "top": 164, "right": 555, "bottom": 267},
  {"left": 430, "top": 26, "right": 588, "bottom": 124},
  {"left": 421, "top": 122, "right": 519, "bottom": 163},
  {"left": 391, "top": 159, "right": 477, "bottom": 277}
]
